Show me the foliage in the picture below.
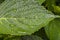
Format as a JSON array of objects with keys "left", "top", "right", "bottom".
[
  {"left": 45, "top": 19, "right": 60, "bottom": 40},
  {"left": 0, "top": 0, "right": 60, "bottom": 40}
]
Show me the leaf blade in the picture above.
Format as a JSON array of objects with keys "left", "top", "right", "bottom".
[
  {"left": 0, "top": 0, "right": 55, "bottom": 35},
  {"left": 45, "top": 19, "right": 60, "bottom": 40}
]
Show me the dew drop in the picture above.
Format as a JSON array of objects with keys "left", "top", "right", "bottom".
[{"left": 9, "top": 24, "right": 16, "bottom": 27}]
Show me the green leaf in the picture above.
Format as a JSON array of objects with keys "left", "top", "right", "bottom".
[
  {"left": 53, "top": 5, "right": 60, "bottom": 15},
  {"left": 45, "top": 19, "right": 60, "bottom": 40},
  {"left": 37, "top": 0, "right": 45, "bottom": 5},
  {"left": 0, "top": 0, "right": 56, "bottom": 35}
]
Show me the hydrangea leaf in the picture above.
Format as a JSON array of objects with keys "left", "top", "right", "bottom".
[
  {"left": 45, "top": 19, "right": 60, "bottom": 40},
  {"left": 37, "top": 0, "right": 45, "bottom": 5},
  {"left": 0, "top": 0, "right": 56, "bottom": 35}
]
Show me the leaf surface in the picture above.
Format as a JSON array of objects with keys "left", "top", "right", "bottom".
[
  {"left": 0, "top": 0, "right": 55, "bottom": 35},
  {"left": 37, "top": 0, "right": 45, "bottom": 5}
]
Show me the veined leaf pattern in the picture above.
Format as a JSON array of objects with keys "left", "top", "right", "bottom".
[{"left": 0, "top": 0, "right": 55, "bottom": 35}]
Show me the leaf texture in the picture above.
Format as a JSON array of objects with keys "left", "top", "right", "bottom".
[{"left": 0, "top": 0, "right": 55, "bottom": 35}]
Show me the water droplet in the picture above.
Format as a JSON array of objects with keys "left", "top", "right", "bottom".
[{"left": 9, "top": 24, "right": 16, "bottom": 27}]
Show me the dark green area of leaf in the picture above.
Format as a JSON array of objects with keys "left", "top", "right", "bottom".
[
  {"left": 42, "top": 0, "right": 60, "bottom": 15},
  {"left": 33, "top": 27, "right": 49, "bottom": 40},
  {"left": 0, "top": 35, "right": 43, "bottom": 40},
  {"left": 0, "top": 0, "right": 5, "bottom": 4},
  {"left": 45, "top": 19, "right": 60, "bottom": 40}
]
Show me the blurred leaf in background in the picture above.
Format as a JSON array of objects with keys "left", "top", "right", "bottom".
[
  {"left": 45, "top": 19, "right": 60, "bottom": 40},
  {"left": 0, "top": 0, "right": 4, "bottom": 4},
  {"left": 43, "top": 0, "right": 60, "bottom": 15},
  {"left": 33, "top": 27, "right": 49, "bottom": 40},
  {"left": 3, "top": 35, "right": 43, "bottom": 40}
]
